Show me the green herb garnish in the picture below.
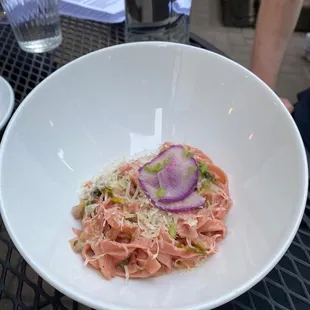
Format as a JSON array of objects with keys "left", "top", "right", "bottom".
[
  {"left": 183, "top": 149, "right": 194, "bottom": 158},
  {"left": 176, "top": 243, "right": 183, "bottom": 249},
  {"left": 104, "top": 186, "right": 113, "bottom": 196},
  {"left": 198, "top": 162, "right": 207, "bottom": 174},
  {"left": 198, "top": 162, "right": 216, "bottom": 183},
  {"left": 145, "top": 162, "right": 163, "bottom": 173},
  {"left": 192, "top": 242, "right": 206, "bottom": 254},
  {"left": 202, "top": 171, "right": 214, "bottom": 181},
  {"left": 168, "top": 224, "right": 177, "bottom": 238},
  {"left": 157, "top": 187, "right": 166, "bottom": 198},
  {"left": 188, "top": 166, "right": 196, "bottom": 174},
  {"left": 110, "top": 197, "right": 124, "bottom": 204},
  {"left": 176, "top": 242, "right": 206, "bottom": 255}
]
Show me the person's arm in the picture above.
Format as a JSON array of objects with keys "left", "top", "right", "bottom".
[{"left": 251, "top": 0, "right": 303, "bottom": 90}]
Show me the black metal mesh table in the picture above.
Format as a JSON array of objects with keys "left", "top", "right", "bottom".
[{"left": 1, "top": 16, "right": 310, "bottom": 310}]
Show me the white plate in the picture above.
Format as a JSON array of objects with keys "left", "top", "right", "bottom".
[
  {"left": 0, "top": 76, "right": 14, "bottom": 131},
  {"left": 0, "top": 42, "right": 308, "bottom": 310}
]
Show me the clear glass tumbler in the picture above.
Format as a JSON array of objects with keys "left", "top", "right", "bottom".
[
  {"left": 125, "top": 0, "right": 191, "bottom": 43},
  {"left": 0, "top": 0, "right": 62, "bottom": 53}
]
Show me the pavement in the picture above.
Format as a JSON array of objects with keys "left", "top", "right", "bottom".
[{"left": 190, "top": 0, "right": 310, "bottom": 104}]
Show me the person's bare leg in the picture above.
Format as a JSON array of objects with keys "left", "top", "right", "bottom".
[{"left": 251, "top": 0, "right": 303, "bottom": 113}]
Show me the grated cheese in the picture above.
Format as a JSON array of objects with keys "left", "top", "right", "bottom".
[{"left": 77, "top": 156, "right": 223, "bottom": 241}]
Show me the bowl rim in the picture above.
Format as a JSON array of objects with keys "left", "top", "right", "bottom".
[
  {"left": 0, "top": 41, "right": 308, "bottom": 310},
  {"left": 0, "top": 76, "right": 15, "bottom": 131}
]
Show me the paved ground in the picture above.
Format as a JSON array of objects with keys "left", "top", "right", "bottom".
[{"left": 190, "top": 0, "right": 310, "bottom": 104}]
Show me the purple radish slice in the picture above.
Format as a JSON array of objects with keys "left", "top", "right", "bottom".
[
  {"left": 139, "top": 145, "right": 198, "bottom": 203},
  {"left": 156, "top": 191, "right": 205, "bottom": 213},
  {"left": 138, "top": 145, "right": 199, "bottom": 206},
  {"left": 157, "top": 156, "right": 198, "bottom": 203}
]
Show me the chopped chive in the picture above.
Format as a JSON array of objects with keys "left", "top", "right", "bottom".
[
  {"left": 198, "top": 162, "right": 216, "bottom": 183},
  {"left": 154, "top": 163, "right": 163, "bottom": 172},
  {"left": 145, "top": 162, "right": 163, "bottom": 173},
  {"left": 183, "top": 149, "right": 194, "bottom": 158},
  {"left": 110, "top": 197, "right": 123, "bottom": 204},
  {"left": 144, "top": 166, "right": 152, "bottom": 173},
  {"left": 198, "top": 162, "right": 207, "bottom": 174},
  {"left": 168, "top": 224, "right": 177, "bottom": 238},
  {"left": 192, "top": 242, "right": 206, "bottom": 254},
  {"left": 157, "top": 187, "right": 166, "bottom": 198},
  {"left": 105, "top": 186, "right": 113, "bottom": 196},
  {"left": 188, "top": 166, "right": 196, "bottom": 174},
  {"left": 177, "top": 242, "right": 206, "bottom": 255}
]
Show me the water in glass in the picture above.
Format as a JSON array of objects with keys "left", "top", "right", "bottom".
[{"left": 1, "top": 0, "right": 62, "bottom": 53}]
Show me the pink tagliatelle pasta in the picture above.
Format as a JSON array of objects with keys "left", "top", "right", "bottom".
[{"left": 70, "top": 143, "right": 232, "bottom": 280}]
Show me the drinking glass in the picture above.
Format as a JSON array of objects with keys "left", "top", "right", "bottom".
[
  {"left": 0, "top": 0, "right": 62, "bottom": 53},
  {"left": 125, "top": 0, "right": 191, "bottom": 43}
]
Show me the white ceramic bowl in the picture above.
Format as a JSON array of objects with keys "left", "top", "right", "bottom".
[
  {"left": 0, "top": 42, "right": 308, "bottom": 310},
  {"left": 0, "top": 76, "right": 14, "bottom": 131}
]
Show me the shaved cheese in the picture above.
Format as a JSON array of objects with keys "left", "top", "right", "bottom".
[
  {"left": 70, "top": 143, "right": 231, "bottom": 281},
  {"left": 132, "top": 188, "right": 139, "bottom": 200},
  {"left": 152, "top": 240, "right": 160, "bottom": 259},
  {"left": 84, "top": 252, "right": 107, "bottom": 266},
  {"left": 126, "top": 181, "right": 131, "bottom": 198},
  {"left": 124, "top": 265, "right": 130, "bottom": 281},
  {"left": 85, "top": 204, "right": 97, "bottom": 214},
  {"left": 136, "top": 205, "right": 179, "bottom": 238},
  {"left": 199, "top": 180, "right": 229, "bottom": 199}
]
